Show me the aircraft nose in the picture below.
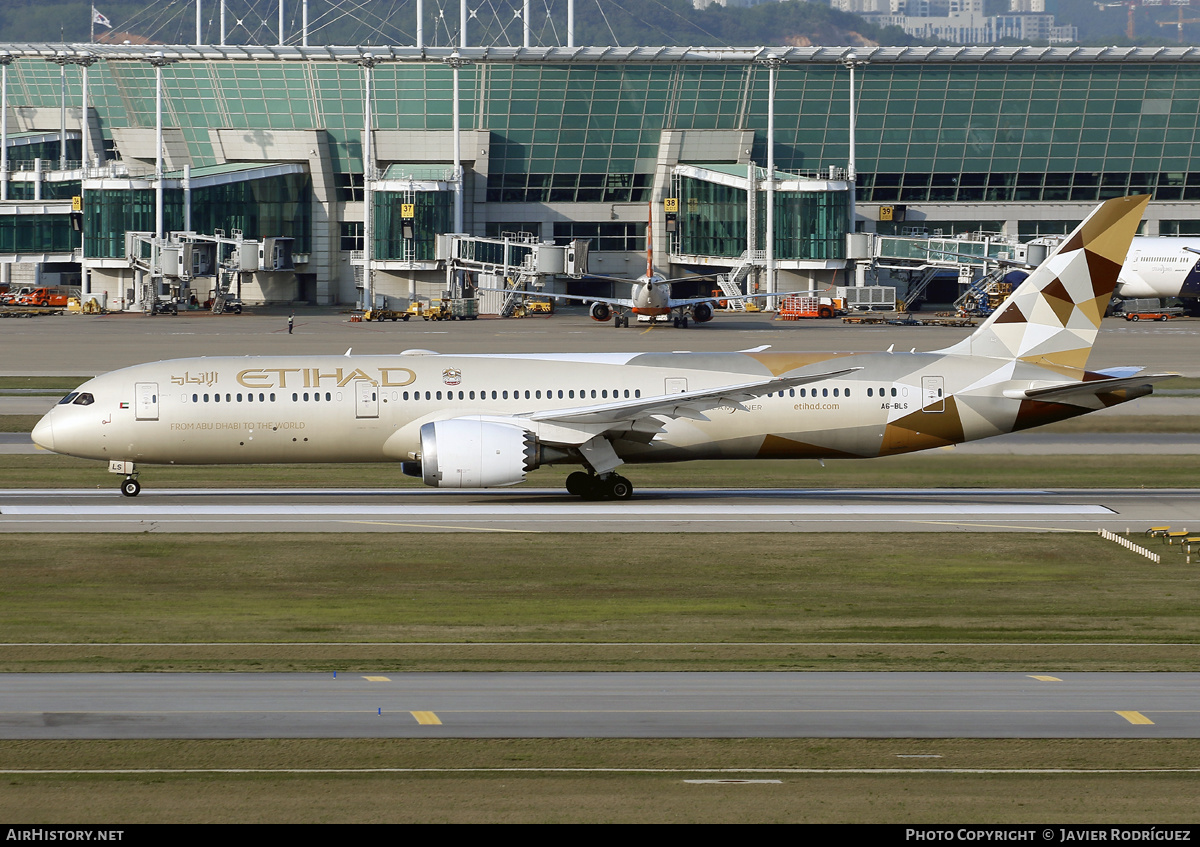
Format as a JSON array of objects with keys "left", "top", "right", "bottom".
[{"left": 31, "top": 414, "right": 54, "bottom": 452}]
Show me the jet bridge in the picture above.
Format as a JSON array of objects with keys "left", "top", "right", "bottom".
[
  {"left": 435, "top": 232, "right": 589, "bottom": 316},
  {"left": 870, "top": 231, "right": 1054, "bottom": 309},
  {"left": 125, "top": 230, "right": 294, "bottom": 313}
]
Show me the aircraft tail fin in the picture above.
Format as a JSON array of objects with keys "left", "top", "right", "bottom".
[{"left": 940, "top": 195, "right": 1149, "bottom": 370}]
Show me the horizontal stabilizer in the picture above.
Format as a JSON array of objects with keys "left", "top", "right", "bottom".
[{"left": 1003, "top": 372, "right": 1179, "bottom": 402}]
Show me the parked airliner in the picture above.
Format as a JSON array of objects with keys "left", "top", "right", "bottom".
[
  {"left": 489, "top": 203, "right": 797, "bottom": 327},
  {"left": 33, "top": 196, "right": 1174, "bottom": 500},
  {"left": 1116, "top": 236, "right": 1200, "bottom": 313}
]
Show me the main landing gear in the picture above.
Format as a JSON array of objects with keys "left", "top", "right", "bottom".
[
  {"left": 565, "top": 471, "right": 634, "bottom": 500},
  {"left": 613, "top": 314, "right": 629, "bottom": 328}
]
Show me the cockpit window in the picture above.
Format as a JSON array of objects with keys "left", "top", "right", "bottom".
[
  {"left": 58, "top": 393, "right": 79, "bottom": 405},
  {"left": 72, "top": 393, "right": 95, "bottom": 406}
]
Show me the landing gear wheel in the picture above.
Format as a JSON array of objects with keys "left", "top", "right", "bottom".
[
  {"left": 565, "top": 471, "right": 591, "bottom": 496},
  {"left": 605, "top": 475, "right": 634, "bottom": 500},
  {"left": 681, "top": 316, "right": 689, "bottom": 328},
  {"left": 120, "top": 478, "right": 141, "bottom": 498}
]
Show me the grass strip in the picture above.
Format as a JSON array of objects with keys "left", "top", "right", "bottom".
[
  {"left": 2, "top": 533, "right": 1197, "bottom": 672},
  {"left": 1, "top": 739, "right": 1198, "bottom": 823},
  {"left": 1, "top": 452, "right": 1197, "bottom": 490}
]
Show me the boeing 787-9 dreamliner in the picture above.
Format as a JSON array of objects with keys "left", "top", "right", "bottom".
[{"left": 33, "top": 195, "right": 1173, "bottom": 500}]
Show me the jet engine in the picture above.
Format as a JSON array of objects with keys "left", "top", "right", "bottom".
[
  {"left": 692, "top": 301, "right": 715, "bottom": 323},
  {"left": 589, "top": 302, "right": 612, "bottom": 322},
  {"left": 418, "top": 419, "right": 539, "bottom": 488}
]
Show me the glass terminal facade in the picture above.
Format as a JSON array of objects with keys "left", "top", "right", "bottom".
[{"left": 1, "top": 46, "right": 1199, "bottom": 305}]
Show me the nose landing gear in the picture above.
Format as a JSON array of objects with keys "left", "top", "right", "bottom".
[{"left": 120, "top": 476, "right": 141, "bottom": 497}]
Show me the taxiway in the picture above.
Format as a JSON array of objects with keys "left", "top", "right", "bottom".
[{"left": 1, "top": 671, "right": 1195, "bottom": 739}]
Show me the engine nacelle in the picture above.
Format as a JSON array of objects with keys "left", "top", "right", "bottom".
[
  {"left": 589, "top": 301, "right": 612, "bottom": 322},
  {"left": 692, "top": 301, "right": 715, "bottom": 323},
  {"left": 419, "top": 419, "right": 538, "bottom": 488}
]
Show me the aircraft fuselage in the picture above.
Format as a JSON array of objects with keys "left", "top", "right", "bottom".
[{"left": 33, "top": 349, "right": 1140, "bottom": 472}]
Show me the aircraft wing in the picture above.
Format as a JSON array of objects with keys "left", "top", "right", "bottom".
[
  {"left": 524, "top": 366, "right": 861, "bottom": 428},
  {"left": 666, "top": 290, "right": 814, "bottom": 308},
  {"left": 474, "top": 287, "right": 635, "bottom": 309},
  {"left": 1003, "top": 372, "right": 1179, "bottom": 402}
]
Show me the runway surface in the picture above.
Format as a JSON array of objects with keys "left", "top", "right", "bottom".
[
  {"left": 0, "top": 486, "right": 1195, "bottom": 533},
  {"left": 1, "top": 672, "right": 1195, "bottom": 739}
]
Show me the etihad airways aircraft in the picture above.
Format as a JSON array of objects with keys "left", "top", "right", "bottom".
[
  {"left": 1115, "top": 236, "right": 1200, "bottom": 313},
  {"left": 33, "top": 195, "right": 1174, "bottom": 500}
]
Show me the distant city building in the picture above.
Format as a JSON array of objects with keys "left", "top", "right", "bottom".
[{"left": 859, "top": 7, "right": 1077, "bottom": 42}]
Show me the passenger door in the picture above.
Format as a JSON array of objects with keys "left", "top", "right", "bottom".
[
  {"left": 921, "top": 376, "right": 945, "bottom": 413},
  {"left": 135, "top": 382, "right": 159, "bottom": 421},
  {"left": 355, "top": 380, "right": 379, "bottom": 419}
]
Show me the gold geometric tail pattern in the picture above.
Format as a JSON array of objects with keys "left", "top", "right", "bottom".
[{"left": 943, "top": 195, "right": 1150, "bottom": 370}]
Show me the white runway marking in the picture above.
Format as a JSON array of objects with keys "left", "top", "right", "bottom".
[{"left": 0, "top": 504, "right": 1114, "bottom": 516}]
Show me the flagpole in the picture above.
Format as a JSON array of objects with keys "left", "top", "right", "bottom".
[{"left": 91, "top": 6, "right": 95, "bottom": 42}]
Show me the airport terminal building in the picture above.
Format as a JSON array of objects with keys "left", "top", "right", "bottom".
[{"left": 2, "top": 44, "right": 1200, "bottom": 308}]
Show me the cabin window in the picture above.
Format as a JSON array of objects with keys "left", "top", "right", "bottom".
[
  {"left": 425, "top": 391, "right": 431, "bottom": 400},
  {"left": 789, "top": 389, "right": 795, "bottom": 397},
  {"left": 191, "top": 394, "right": 198, "bottom": 403},
  {"left": 590, "top": 390, "right": 597, "bottom": 399},
  {"left": 833, "top": 388, "right": 839, "bottom": 397},
  {"left": 536, "top": 390, "right": 542, "bottom": 399},
  {"left": 214, "top": 394, "right": 221, "bottom": 403},
  {"left": 524, "top": 390, "right": 531, "bottom": 400},
  {"left": 270, "top": 393, "right": 276, "bottom": 402},
  {"left": 635, "top": 389, "right": 641, "bottom": 398},
  {"left": 891, "top": 387, "right": 897, "bottom": 397}
]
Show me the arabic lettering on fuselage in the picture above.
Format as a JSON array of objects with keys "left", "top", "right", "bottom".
[{"left": 170, "top": 371, "right": 218, "bottom": 387}]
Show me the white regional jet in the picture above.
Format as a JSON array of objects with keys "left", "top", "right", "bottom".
[
  {"left": 33, "top": 195, "right": 1174, "bottom": 500},
  {"left": 1115, "top": 236, "right": 1200, "bottom": 314}
]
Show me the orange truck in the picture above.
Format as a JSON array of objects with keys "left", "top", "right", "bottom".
[{"left": 16, "top": 287, "right": 72, "bottom": 307}]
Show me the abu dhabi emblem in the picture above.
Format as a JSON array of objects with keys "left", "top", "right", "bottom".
[{"left": 442, "top": 368, "right": 462, "bottom": 386}]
